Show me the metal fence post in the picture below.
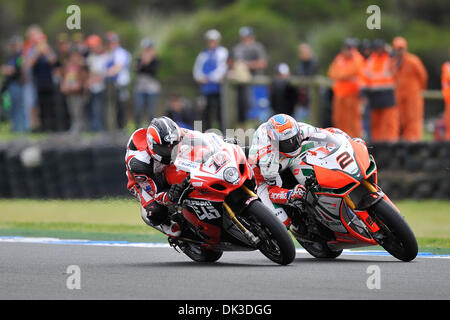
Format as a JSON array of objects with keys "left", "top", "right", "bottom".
[
  {"left": 310, "top": 77, "right": 321, "bottom": 127},
  {"left": 106, "top": 81, "right": 117, "bottom": 131},
  {"left": 220, "top": 75, "right": 443, "bottom": 131},
  {"left": 220, "top": 80, "right": 230, "bottom": 132}
]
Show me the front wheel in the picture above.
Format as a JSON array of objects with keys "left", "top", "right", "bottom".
[
  {"left": 368, "top": 199, "right": 418, "bottom": 262},
  {"left": 243, "top": 201, "right": 296, "bottom": 265}
]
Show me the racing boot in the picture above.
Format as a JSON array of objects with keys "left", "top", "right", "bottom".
[
  {"left": 160, "top": 220, "right": 182, "bottom": 237},
  {"left": 140, "top": 205, "right": 182, "bottom": 237}
]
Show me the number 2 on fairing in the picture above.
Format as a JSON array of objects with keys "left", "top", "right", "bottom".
[{"left": 336, "top": 151, "right": 354, "bottom": 169}]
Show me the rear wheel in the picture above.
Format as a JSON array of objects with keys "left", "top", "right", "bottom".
[
  {"left": 368, "top": 199, "right": 418, "bottom": 262},
  {"left": 290, "top": 211, "right": 342, "bottom": 259},
  {"left": 243, "top": 201, "right": 296, "bottom": 265},
  {"left": 296, "top": 238, "right": 342, "bottom": 259},
  {"left": 182, "top": 243, "right": 223, "bottom": 263}
]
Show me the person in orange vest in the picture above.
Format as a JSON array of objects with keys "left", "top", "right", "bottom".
[
  {"left": 392, "top": 36, "right": 428, "bottom": 142},
  {"left": 359, "top": 39, "right": 373, "bottom": 140},
  {"left": 362, "top": 39, "right": 398, "bottom": 142},
  {"left": 328, "top": 40, "right": 363, "bottom": 138},
  {"left": 442, "top": 46, "right": 450, "bottom": 140}
]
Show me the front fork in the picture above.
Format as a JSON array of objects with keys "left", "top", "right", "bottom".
[
  {"left": 223, "top": 185, "right": 260, "bottom": 246},
  {"left": 344, "top": 180, "right": 380, "bottom": 233}
]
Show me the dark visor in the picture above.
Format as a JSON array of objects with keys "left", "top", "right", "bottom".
[
  {"left": 153, "top": 141, "right": 179, "bottom": 158},
  {"left": 279, "top": 135, "right": 301, "bottom": 154}
]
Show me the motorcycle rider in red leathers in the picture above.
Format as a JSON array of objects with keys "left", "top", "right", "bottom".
[
  {"left": 125, "top": 116, "right": 190, "bottom": 237},
  {"left": 248, "top": 113, "right": 362, "bottom": 229}
]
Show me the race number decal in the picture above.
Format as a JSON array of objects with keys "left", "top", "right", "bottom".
[
  {"left": 196, "top": 206, "right": 221, "bottom": 220},
  {"left": 185, "top": 199, "right": 221, "bottom": 220},
  {"left": 208, "top": 153, "right": 230, "bottom": 173},
  {"left": 336, "top": 151, "right": 354, "bottom": 169}
]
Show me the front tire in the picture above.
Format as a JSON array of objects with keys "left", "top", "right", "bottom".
[
  {"left": 369, "top": 199, "right": 418, "bottom": 262},
  {"left": 243, "top": 201, "right": 296, "bottom": 265}
]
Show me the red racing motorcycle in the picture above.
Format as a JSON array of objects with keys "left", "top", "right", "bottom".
[{"left": 163, "top": 131, "right": 296, "bottom": 265}]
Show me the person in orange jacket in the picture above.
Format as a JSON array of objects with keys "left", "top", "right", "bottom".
[
  {"left": 442, "top": 46, "right": 450, "bottom": 140},
  {"left": 328, "top": 40, "right": 363, "bottom": 138},
  {"left": 362, "top": 39, "right": 398, "bottom": 142},
  {"left": 392, "top": 37, "right": 428, "bottom": 142}
]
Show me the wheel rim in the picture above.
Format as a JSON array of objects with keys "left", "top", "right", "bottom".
[
  {"left": 257, "top": 227, "right": 282, "bottom": 261},
  {"left": 374, "top": 216, "right": 410, "bottom": 259},
  {"left": 242, "top": 216, "right": 283, "bottom": 262}
]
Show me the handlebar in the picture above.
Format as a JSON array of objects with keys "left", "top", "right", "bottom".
[
  {"left": 293, "top": 173, "right": 317, "bottom": 208},
  {"left": 177, "top": 176, "right": 193, "bottom": 206},
  {"left": 304, "top": 172, "right": 318, "bottom": 191}
]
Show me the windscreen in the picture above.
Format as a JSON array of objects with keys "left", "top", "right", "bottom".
[
  {"left": 304, "top": 131, "right": 343, "bottom": 159},
  {"left": 176, "top": 133, "right": 221, "bottom": 164}
]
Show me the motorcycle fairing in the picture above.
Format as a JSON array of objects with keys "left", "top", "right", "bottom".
[
  {"left": 311, "top": 195, "right": 348, "bottom": 233},
  {"left": 299, "top": 132, "right": 379, "bottom": 245},
  {"left": 304, "top": 135, "right": 374, "bottom": 196},
  {"left": 173, "top": 133, "right": 252, "bottom": 202},
  {"left": 182, "top": 207, "right": 222, "bottom": 245}
]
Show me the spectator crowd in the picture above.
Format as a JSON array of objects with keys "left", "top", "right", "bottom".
[
  {"left": 328, "top": 36, "right": 435, "bottom": 142},
  {"left": 1, "top": 24, "right": 449, "bottom": 142},
  {"left": 0, "top": 25, "right": 157, "bottom": 134}
]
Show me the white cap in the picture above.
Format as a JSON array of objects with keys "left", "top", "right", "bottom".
[
  {"left": 277, "top": 63, "right": 290, "bottom": 75},
  {"left": 204, "top": 29, "right": 221, "bottom": 41}
]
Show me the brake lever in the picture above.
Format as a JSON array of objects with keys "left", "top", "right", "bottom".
[
  {"left": 303, "top": 174, "right": 319, "bottom": 204},
  {"left": 177, "top": 176, "right": 193, "bottom": 206},
  {"left": 304, "top": 172, "right": 315, "bottom": 188}
]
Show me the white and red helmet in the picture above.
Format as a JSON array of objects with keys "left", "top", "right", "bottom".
[
  {"left": 267, "top": 114, "right": 302, "bottom": 158},
  {"left": 146, "top": 117, "right": 182, "bottom": 164}
]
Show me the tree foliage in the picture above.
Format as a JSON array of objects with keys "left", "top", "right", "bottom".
[{"left": 0, "top": 0, "right": 449, "bottom": 88}]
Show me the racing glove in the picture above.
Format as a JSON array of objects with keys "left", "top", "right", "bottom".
[
  {"left": 268, "top": 184, "right": 306, "bottom": 206},
  {"left": 167, "top": 183, "right": 184, "bottom": 203},
  {"left": 287, "top": 184, "right": 306, "bottom": 206},
  {"left": 167, "top": 178, "right": 191, "bottom": 204}
]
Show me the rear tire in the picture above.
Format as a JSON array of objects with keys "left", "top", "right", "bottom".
[
  {"left": 244, "top": 201, "right": 296, "bottom": 265},
  {"left": 290, "top": 211, "right": 342, "bottom": 259},
  {"left": 296, "top": 239, "right": 342, "bottom": 259},
  {"left": 182, "top": 243, "right": 223, "bottom": 263},
  {"left": 369, "top": 199, "right": 418, "bottom": 262}
]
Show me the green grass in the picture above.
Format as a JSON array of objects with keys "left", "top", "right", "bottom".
[
  {"left": 0, "top": 198, "right": 169, "bottom": 243},
  {"left": 0, "top": 199, "right": 449, "bottom": 253}
]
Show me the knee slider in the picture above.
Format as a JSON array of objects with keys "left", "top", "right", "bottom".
[{"left": 145, "top": 202, "right": 169, "bottom": 226}]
